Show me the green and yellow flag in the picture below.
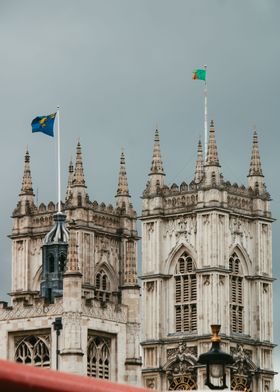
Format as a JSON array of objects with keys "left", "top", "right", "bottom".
[{"left": 192, "top": 68, "right": 206, "bottom": 81}]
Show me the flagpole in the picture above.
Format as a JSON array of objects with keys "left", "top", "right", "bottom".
[
  {"left": 204, "top": 65, "right": 208, "bottom": 161},
  {"left": 57, "top": 105, "right": 61, "bottom": 213}
]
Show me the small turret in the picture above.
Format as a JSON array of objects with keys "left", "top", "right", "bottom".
[
  {"left": 204, "top": 120, "right": 222, "bottom": 186},
  {"left": 194, "top": 139, "right": 204, "bottom": 184},
  {"left": 147, "top": 129, "right": 165, "bottom": 193},
  {"left": 115, "top": 149, "right": 131, "bottom": 210},
  {"left": 247, "top": 130, "right": 265, "bottom": 193},
  {"left": 40, "top": 213, "right": 69, "bottom": 303}
]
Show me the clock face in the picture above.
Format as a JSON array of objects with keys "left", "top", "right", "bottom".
[{"left": 169, "top": 375, "right": 197, "bottom": 390}]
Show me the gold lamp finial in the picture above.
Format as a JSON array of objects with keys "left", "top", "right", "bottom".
[{"left": 211, "top": 324, "right": 221, "bottom": 343}]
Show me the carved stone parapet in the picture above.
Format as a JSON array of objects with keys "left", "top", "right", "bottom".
[
  {"left": 82, "top": 300, "right": 127, "bottom": 323},
  {"left": 0, "top": 301, "right": 63, "bottom": 321}
]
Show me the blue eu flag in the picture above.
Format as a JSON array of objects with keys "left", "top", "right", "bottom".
[{"left": 31, "top": 112, "right": 57, "bottom": 137}]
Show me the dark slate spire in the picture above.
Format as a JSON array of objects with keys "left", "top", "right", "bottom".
[{"left": 40, "top": 213, "right": 69, "bottom": 303}]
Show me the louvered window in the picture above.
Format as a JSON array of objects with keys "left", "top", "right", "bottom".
[
  {"left": 174, "top": 252, "right": 197, "bottom": 333},
  {"left": 229, "top": 253, "right": 243, "bottom": 333},
  {"left": 87, "top": 335, "right": 111, "bottom": 379},
  {"left": 95, "top": 270, "right": 111, "bottom": 303}
]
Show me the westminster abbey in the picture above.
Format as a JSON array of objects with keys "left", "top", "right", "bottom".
[{"left": 0, "top": 121, "right": 275, "bottom": 391}]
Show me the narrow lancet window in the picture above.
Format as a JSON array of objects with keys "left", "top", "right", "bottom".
[{"left": 174, "top": 252, "right": 197, "bottom": 333}]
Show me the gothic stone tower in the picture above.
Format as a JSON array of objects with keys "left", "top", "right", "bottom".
[
  {"left": 140, "top": 124, "right": 275, "bottom": 391},
  {"left": 0, "top": 143, "right": 141, "bottom": 384}
]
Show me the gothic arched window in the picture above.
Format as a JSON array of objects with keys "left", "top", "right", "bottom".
[
  {"left": 229, "top": 253, "right": 244, "bottom": 333},
  {"left": 95, "top": 269, "right": 111, "bottom": 302},
  {"left": 48, "top": 254, "right": 55, "bottom": 273},
  {"left": 174, "top": 252, "right": 197, "bottom": 333},
  {"left": 87, "top": 336, "right": 111, "bottom": 379},
  {"left": 58, "top": 253, "right": 66, "bottom": 272},
  {"left": 15, "top": 335, "right": 50, "bottom": 367}
]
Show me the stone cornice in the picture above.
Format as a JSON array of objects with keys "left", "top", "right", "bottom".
[
  {"left": 140, "top": 274, "right": 172, "bottom": 280},
  {"left": 141, "top": 335, "right": 276, "bottom": 348},
  {"left": 245, "top": 275, "right": 275, "bottom": 282},
  {"left": 140, "top": 205, "right": 274, "bottom": 222}
]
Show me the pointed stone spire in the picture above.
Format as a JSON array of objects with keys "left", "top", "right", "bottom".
[
  {"left": 248, "top": 130, "right": 263, "bottom": 177},
  {"left": 247, "top": 130, "right": 265, "bottom": 193},
  {"left": 116, "top": 150, "right": 130, "bottom": 197},
  {"left": 147, "top": 129, "right": 165, "bottom": 194},
  {"left": 115, "top": 150, "right": 132, "bottom": 211},
  {"left": 194, "top": 139, "right": 204, "bottom": 184},
  {"left": 72, "top": 140, "right": 86, "bottom": 188},
  {"left": 150, "top": 129, "right": 165, "bottom": 175},
  {"left": 204, "top": 120, "right": 222, "bottom": 187},
  {"left": 206, "top": 120, "right": 220, "bottom": 166},
  {"left": 65, "top": 158, "right": 74, "bottom": 200},
  {"left": 70, "top": 141, "right": 88, "bottom": 206},
  {"left": 65, "top": 225, "right": 80, "bottom": 274},
  {"left": 20, "top": 149, "right": 34, "bottom": 197}
]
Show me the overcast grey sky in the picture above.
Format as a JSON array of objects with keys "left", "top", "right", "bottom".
[{"left": 0, "top": 0, "right": 279, "bottom": 385}]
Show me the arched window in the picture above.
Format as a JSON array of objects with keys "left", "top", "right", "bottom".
[
  {"left": 15, "top": 335, "right": 50, "bottom": 367},
  {"left": 48, "top": 254, "right": 55, "bottom": 273},
  {"left": 58, "top": 253, "right": 66, "bottom": 272},
  {"left": 95, "top": 269, "right": 111, "bottom": 302},
  {"left": 174, "top": 252, "right": 197, "bottom": 333},
  {"left": 87, "top": 336, "right": 111, "bottom": 379},
  {"left": 229, "top": 253, "right": 244, "bottom": 333}
]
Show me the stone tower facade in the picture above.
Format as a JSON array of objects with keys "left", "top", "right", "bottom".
[
  {"left": 0, "top": 142, "right": 141, "bottom": 384},
  {"left": 140, "top": 123, "right": 275, "bottom": 391}
]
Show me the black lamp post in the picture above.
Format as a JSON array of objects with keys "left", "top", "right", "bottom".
[
  {"left": 197, "top": 325, "right": 234, "bottom": 390},
  {"left": 52, "top": 317, "right": 63, "bottom": 370}
]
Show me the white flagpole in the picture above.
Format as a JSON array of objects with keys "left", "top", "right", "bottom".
[
  {"left": 57, "top": 105, "right": 61, "bottom": 213},
  {"left": 204, "top": 65, "right": 208, "bottom": 161}
]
